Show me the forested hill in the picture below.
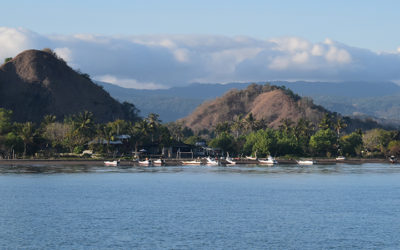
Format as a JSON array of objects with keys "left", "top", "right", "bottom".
[{"left": 0, "top": 49, "right": 139, "bottom": 123}]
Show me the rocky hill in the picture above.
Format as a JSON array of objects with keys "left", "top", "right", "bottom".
[
  {"left": 180, "top": 83, "right": 383, "bottom": 132},
  {"left": 0, "top": 49, "right": 138, "bottom": 123}
]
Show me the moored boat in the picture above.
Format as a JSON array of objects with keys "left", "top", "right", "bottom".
[
  {"left": 182, "top": 160, "right": 202, "bottom": 165},
  {"left": 258, "top": 156, "right": 278, "bottom": 165},
  {"left": 153, "top": 159, "right": 165, "bottom": 165},
  {"left": 206, "top": 157, "right": 219, "bottom": 166},
  {"left": 226, "top": 157, "right": 236, "bottom": 165},
  {"left": 225, "top": 152, "right": 236, "bottom": 165},
  {"left": 138, "top": 159, "right": 152, "bottom": 166},
  {"left": 389, "top": 155, "right": 397, "bottom": 163},
  {"left": 297, "top": 160, "right": 315, "bottom": 165},
  {"left": 336, "top": 156, "right": 346, "bottom": 161},
  {"left": 104, "top": 160, "right": 120, "bottom": 166},
  {"left": 245, "top": 151, "right": 257, "bottom": 160}
]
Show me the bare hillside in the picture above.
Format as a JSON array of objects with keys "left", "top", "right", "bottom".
[
  {"left": 0, "top": 49, "right": 137, "bottom": 122},
  {"left": 180, "top": 84, "right": 327, "bottom": 131}
]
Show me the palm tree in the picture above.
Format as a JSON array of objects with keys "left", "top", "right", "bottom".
[
  {"left": 42, "top": 115, "right": 57, "bottom": 126},
  {"left": 333, "top": 118, "right": 347, "bottom": 156},
  {"left": 215, "top": 122, "right": 231, "bottom": 136},
  {"left": 319, "top": 113, "right": 333, "bottom": 130},
  {"left": 334, "top": 118, "right": 347, "bottom": 137},
  {"left": 146, "top": 113, "right": 161, "bottom": 142},
  {"left": 294, "top": 118, "right": 314, "bottom": 155},
  {"left": 231, "top": 115, "right": 244, "bottom": 138},
  {"left": 244, "top": 113, "right": 256, "bottom": 133},
  {"left": 72, "top": 111, "right": 95, "bottom": 144},
  {"left": 130, "top": 120, "right": 151, "bottom": 154},
  {"left": 20, "top": 122, "right": 35, "bottom": 158},
  {"left": 279, "top": 118, "right": 294, "bottom": 134},
  {"left": 295, "top": 118, "right": 314, "bottom": 139},
  {"left": 166, "top": 122, "right": 184, "bottom": 142},
  {"left": 97, "top": 124, "right": 113, "bottom": 154}
]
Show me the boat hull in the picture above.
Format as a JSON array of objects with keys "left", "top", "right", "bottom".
[{"left": 104, "top": 161, "right": 119, "bottom": 166}]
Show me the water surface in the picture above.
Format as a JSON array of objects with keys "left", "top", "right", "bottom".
[{"left": 0, "top": 163, "right": 399, "bottom": 249}]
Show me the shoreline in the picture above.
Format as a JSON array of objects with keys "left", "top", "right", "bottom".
[{"left": 0, "top": 158, "right": 393, "bottom": 166}]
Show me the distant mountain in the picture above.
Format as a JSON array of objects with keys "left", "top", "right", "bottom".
[
  {"left": 97, "top": 80, "right": 400, "bottom": 124},
  {"left": 179, "top": 83, "right": 384, "bottom": 132},
  {"left": 0, "top": 50, "right": 138, "bottom": 122}
]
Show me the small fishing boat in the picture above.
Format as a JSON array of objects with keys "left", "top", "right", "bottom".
[
  {"left": 182, "top": 160, "right": 202, "bottom": 165},
  {"left": 226, "top": 157, "right": 236, "bottom": 165},
  {"left": 297, "top": 160, "right": 315, "bottom": 165},
  {"left": 138, "top": 159, "right": 152, "bottom": 166},
  {"left": 153, "top": 159, "right": 165, "bottom": 165},
  {"left": 104, "top": 160, "right": 119, "bottom": 166},
  {"left": 225, "top": 153, "right": 236, "bottom": 165},
  {"left": 336, "top": 156, "right": 346, "bottom": 161},
  {"left": 206, "top": 157, "right": 219, "bottom": 166},
  {"left": 258, "top": 156, "right": 278, "bottom": 165}
]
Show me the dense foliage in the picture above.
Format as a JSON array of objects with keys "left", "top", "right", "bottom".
[{"left": 0, "top": 108, "right": 399, "bottom": 159}]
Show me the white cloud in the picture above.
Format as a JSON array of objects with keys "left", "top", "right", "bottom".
[
  {"left": 96, "top": 75, "right": 167, "bottom": 89},
  {"left": 269, "top": 56, "right": 290, "bottom": 70},
  {"left": 1, "top": 27, "right": 400, "bottom": 88},
  {"left": 311, "top": 44, "right": 325, "bottom": 56},
  {"left": 0, "top": 27, "right": 43, "bottom": 60},
  {"left": 325, "top": 46, "right": 351, "bottom": 63},
  {"left": 270, "top": 37, "right": 311, "bottom": 52},
  {"left": 292, "top": 51, "right": 309, "bottom": 64},
  {"left": 173, "top": 48, "right": 189, "bottom": 62},
  {"left": 53, "top": 47, "right": 72, "bottom": 62}
]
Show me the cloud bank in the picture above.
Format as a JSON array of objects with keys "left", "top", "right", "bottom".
[{"left": 1, "top": 27, "right": 400, "bottom": 89}]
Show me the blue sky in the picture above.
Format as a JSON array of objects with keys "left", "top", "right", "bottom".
[
  {"left": 2, "top": 0, "right": 399, "bottom": 51},
  {"left": 1, "top": 1, "right": 400, "bottom": 88}
]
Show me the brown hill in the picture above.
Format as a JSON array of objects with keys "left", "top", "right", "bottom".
[
  {"left": 180, "top": 84, "right": 329, "bottom": 131},
  {"left": 0, "top": 49, "right": 137, "bottom": 122}
]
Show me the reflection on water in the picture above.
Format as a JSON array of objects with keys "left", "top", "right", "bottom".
[{"left": 0, "top": 163, "right": 399, "bottom": 175}]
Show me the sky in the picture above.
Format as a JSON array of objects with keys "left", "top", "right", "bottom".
[{"left": 1, "top": 0, "right": 400, "bottom": 89}]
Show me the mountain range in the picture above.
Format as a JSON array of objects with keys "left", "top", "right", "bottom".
[
  {"left": 2, "top": 49, "right": 399, "bottom": 129},
  {"left": 97, "top": 80, "right": 400, "bottom": 125}
]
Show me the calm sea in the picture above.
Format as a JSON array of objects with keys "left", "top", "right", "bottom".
[{"left": 0, "top": 163, "right": 399, "bottom": 249}]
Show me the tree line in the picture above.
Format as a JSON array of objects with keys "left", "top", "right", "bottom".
[
  {"left": 197, "top": 113, "right": 400, "bottom": 158},
  {"left": 0, "top": 108, "right": 399, "bottom": 159}
]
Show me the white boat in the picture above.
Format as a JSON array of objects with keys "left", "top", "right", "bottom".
[
  {"left": 245, "top": 151, "right": 257, "bottom": 160},
  {"left": 226, "top": 157, "right": 236, "bottom": 165},
  {"left": 153, "top": 159, "right": 165, "bottom": 165},
  {"left": 104, "top": 160, "right": 119, "bottom": 166},
  {"left": 389, "top": 155, "right": 397, "bottom": 163},
  {"left": 336, "top": 156, "right": 346, "bottom": 161},
  {"left": 225, "top": 153, "right": 236, "bottom": 165},
  {"left": 138, "top": 159, "right": 152, "bottom": 166},
  {"left": 258, "top": 156, "right": 278, "bottom": 165},
  {"left": 182, "top": 160, "right": 202, "bottom": 165},
  {"left": 297, "top": 160, "right": 315, "bottom": 165},
  {"left": 206, "top": 157, "right": 219, "bottom": 166},
  {"left": 245, "top": 156, "right": 257, "bottom": 160}
]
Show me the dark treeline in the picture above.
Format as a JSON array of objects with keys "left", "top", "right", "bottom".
[{"left": 0, "top": 108, "right": 399, "bottom": 159}]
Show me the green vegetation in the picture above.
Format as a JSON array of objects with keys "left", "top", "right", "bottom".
[
  {"left": 4, "top": 57, "right": 12, "bottom": 64},
  {"left": 0, "top": 107, "right": 399, "bottom": 159}
]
